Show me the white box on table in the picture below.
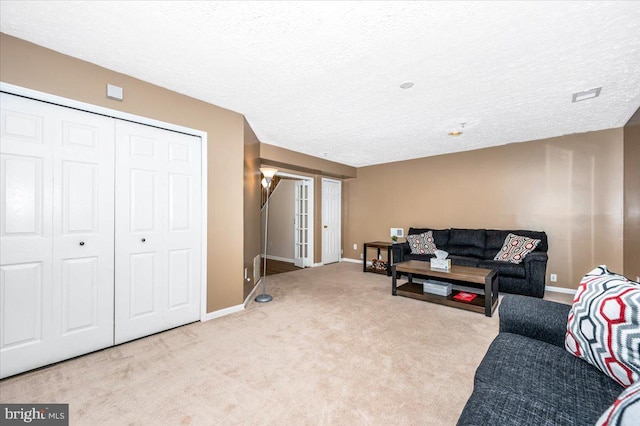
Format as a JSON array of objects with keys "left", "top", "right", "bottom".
[
  {"left": 423, "top": 280, "right": 452, "bottom": 296},
  {"left": 430, "top": 258, "right": 451, "bottom": 270}
]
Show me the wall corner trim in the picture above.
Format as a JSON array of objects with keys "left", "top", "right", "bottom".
[
  {"left": 204, "top": 304, "right": 244, "bottom": 322},
  {"left": 545, "top": 285, "right": 576, "bottom": 295}
]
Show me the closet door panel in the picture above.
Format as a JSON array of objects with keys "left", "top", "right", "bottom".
[
  {"left": 52, "top": 105, "right": 114, "bottom": 358},
  {"left": 0, "top": 93, "right": 114, "bottom": 378},
  {"left": 115, "top": 121, "right": 166, "bottom": 344},
  {"left": 1, "top": 94, "right": 54, "bottom": 378},
  {"left": 115, "top": 120, "right": 200, "bottom": 344},
  {"left": 165, "top": 133, "right": 201, "bottom": 326}
]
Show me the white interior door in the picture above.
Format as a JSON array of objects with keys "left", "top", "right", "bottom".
[
  {"left": 294, "top": 180, "right": 309, "bottom": 268},
  {"left": 1, "top": 93, "right": 114, "bottom": 378},
  {"left": 51, "top": 102, "right": 115, "bottom": 360},
  {"left": 322, "top": 178, "right": 341, "bottom": 265},
  {"left": 114, "top": 120, "right": 201, "bottom": 345}
]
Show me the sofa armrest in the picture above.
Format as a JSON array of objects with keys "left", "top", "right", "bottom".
[
  {"left": 392, "top": 242, "right": 410, "bottom": 263},
  {"left": 499, "top": 294, "right": 571, "bottom": 348},
  {"left": 523, "top": 251, "right": 548, "bottom": 298}
]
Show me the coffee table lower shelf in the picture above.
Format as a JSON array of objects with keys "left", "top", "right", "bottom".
[{"left": 395, "top": 282, "right": 495, "bottom": 315}]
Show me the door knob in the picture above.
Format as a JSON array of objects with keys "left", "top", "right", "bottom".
[
  {"left": 324, "top": 225, "right": 328, "bottom": 228},
  {"left": 141, "top": 238, "right": 146, "bottom": 242},
  {"left": 79, "top": 241, "right": 85, "bottom": 246}
]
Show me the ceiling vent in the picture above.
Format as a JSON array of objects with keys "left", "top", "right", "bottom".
[{"left": 572, "top": 87, "right": 602, "bottom": 103}]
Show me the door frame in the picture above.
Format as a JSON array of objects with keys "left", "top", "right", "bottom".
[
  {"left": 273, "top": 172, "right": 314, "bottom": 268},
  {"left": 321, "top": 178, "right": 342, "bottom": 265},
  {"left": 0, "top": 82, "right": 209, "bottom": 322}
]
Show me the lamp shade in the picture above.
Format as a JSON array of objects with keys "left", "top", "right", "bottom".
[{"left": 260, "top": 167, "right": 278, "bottom": 179}]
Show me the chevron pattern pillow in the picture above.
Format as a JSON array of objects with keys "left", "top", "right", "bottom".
[
  {"left": 493, "top": 233, "right": 540, "bottom": 264},
  {"left": 596, "top": 380, "right": 640, "bottom": 426},
  {"left": 407, "top": 231, "right": 437, "bottom": 255},
  {"left": 565, "top": 266, "right": 640, "bottom": 387}
]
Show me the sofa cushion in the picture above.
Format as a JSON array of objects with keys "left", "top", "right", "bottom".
[
  {"left": 478, "top": 260, "right": 526, "bottom": 278},
  {"left": 447, "top": 228, "right": 485, "bottom": 258},
  {"left": 404, "top": 253, "right": 434, "bottom": 262},
  {"left": 565, "top": 265, "right": 640, "bottom": 387},
  {"left": 457, "top": 381, "right": 575, "bottom": 426},
  {"left": 448, "top": 255, "right": 480, "bottom": 267},
  {"left": 475, "top": 333, "right": 622, "bottom": 424},
  {"left": 493, "top": 233, "right": 541, "bottom": 264},
  {"left": 596, "top": 380, "right": 640, "bottom": 426},
  {"left": 407, "top": 231, "right": 437, "bottom": 255}
]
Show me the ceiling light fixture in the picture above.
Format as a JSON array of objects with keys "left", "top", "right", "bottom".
[
  {"left": 448, "top": 122, "right": 466, "bottom": 137},
  {"left": 399, "top": 81, "right": 414, "bottom": 89},
  {"left": 572, "top": 87, "right": 602, "bottom": 103}
]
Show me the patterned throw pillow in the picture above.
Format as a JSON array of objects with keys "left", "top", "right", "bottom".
[
  {"left": 406, "top": 231, "right": 437, "bottom": 255},
  {"left": 596, "top": 380, "right": 640, "bottom": 426},
  {"left": 493, "top": 233, "right": 541, "bottom": 264},
  {"left": 565, "top": 266, "right": 640, "bottom": 388}
]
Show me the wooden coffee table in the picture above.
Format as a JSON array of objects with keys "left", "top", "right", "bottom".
[{"left": 391, "top": 260, "right": 499, "bottom": 317}]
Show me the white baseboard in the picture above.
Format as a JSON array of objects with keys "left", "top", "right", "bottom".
[
  {"left": 340, "top": 258, "right": 361, "bottom": 264},
  {"left": 244, "top": 279, "right": 262, "bottom": 307},
  {"left": 312, "top": 262, "right": 323, "bottom": 267},
  {"left": 545, "top": 285, "right": 576, "bottom": 294},
  {"left": 263, "top": 254, "right": 294, "bottom": 263},
  {"left": 203, "top": 303, "right": 244, "bottom": 321}
]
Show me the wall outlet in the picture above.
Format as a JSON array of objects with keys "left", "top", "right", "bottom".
[
  {"left": 341, "top": 249, "right": 343, "bottom": 255},
  {"left": 353, "top": 243, "right": 357, "bottom": 250},
  {"left": 550, "top": 274, "right": 557, "bottom": 282},
  {"left": 360, "top": 253, "right": 363, "bottom": 259},
  {"left": 636, "top": 276, "right": 640, "bottom": 283}
]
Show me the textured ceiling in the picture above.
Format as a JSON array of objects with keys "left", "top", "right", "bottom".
[{"left": 2, "top": 1, "right": 640, "bottom": 167}]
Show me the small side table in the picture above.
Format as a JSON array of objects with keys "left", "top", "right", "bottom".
[{"left": 363, "top": 241, "right": 393, "bottom": 276}]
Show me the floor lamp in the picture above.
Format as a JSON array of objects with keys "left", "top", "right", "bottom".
[{"left": 257, "top": 167, "right": 278, "bottom": 303}]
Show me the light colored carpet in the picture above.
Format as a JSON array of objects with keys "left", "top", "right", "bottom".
[{"left": 0, "top": 262, "right": 508, "bottom": 425}]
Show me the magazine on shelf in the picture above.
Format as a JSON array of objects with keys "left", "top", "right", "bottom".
[{"left": 453, "top": 292, "right": 477, "bottom": 302}]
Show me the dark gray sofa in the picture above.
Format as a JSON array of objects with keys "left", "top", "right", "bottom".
[
  {"left": 392, "top": 227, "right": 548, "bottom": 298},
  {"left": 457, "top": 295, "right": 623, "bottom": 425}
]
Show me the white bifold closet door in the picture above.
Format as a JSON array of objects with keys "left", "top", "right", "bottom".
[
  {"left": 0, "top": 93, "right": 115, "bottom": 378},
  {"left": 1, "top": 93, "right": 202, "bottom": 378},
  {"left": 114, "top": 120, "right": 201, "bottom": 345}
]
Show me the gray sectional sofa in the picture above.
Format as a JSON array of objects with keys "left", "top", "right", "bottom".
[
  {"left": 457, "top": 295, "right": 623, "bottom": 425},
  {"left": 392, "top": 227, "right": 548, "bottom": 298}
]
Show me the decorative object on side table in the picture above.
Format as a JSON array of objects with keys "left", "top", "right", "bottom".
[
  {"left": 390, "top": 227, "right": 404, "bottom": 241},
  {"left": 372, "top": 259, "right": 388, "bottom": 271}
]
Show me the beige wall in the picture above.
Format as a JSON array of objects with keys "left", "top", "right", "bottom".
[
  {"left": 244, "top": 119, "right": 261, "bottom": 299},
  {"left": 343, "top": 129, "right": 625, "bottom": 290},
  {"left": 624, "top": 108, "right": 640, "bottom": 281},
  {"left": 261, "top": 179, "right": 296, "bottom": 261},
  {"left": 1, "top": 33, "right": 246, "bottom": 312},
  {"left": 260, "top": 143, "right": 356, "bottom": 179},
  {"left": 260, "top": 145, "right": 355, "bottom": 264}
]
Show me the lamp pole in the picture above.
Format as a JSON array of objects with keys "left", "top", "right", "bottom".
[{"left": 256, "top": 167, "right": 277, "bottom": 303}]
